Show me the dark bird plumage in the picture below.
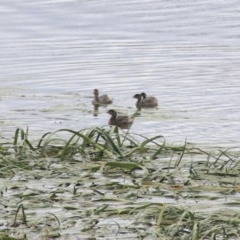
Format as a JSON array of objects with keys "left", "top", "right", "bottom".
[
  {"left": 133, "top": 92, "right": 158, "bottom": 109},
  {"left": 107, "top": 109, "right": 133, "bottom": 129}
]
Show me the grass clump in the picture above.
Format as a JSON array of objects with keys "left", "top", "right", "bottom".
[{"left": 8, "top": 127, "right": 169, "bottom": 161}]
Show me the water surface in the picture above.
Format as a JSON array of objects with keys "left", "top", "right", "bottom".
[{"left": 1, "top": 0, "right": 240, "bottom": 146}]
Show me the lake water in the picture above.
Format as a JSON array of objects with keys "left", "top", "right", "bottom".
[{"left": 1, "top": 0, "right": 240, "bottom": 147}]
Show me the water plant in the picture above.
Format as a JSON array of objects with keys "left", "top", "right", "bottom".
[{"left": 0, "top": 127, "right": 240, "bottom": 239}]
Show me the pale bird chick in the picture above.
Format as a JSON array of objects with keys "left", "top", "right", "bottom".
[{"left": 92, "top": 89, "right": 113, "bottom": 106}]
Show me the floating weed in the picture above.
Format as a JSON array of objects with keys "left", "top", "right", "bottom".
[
  {"left": 1, "top": 127, "right": 240, "bottom": 239},
  {"left": 102, "top": 161, "right": 147, "bottom": 173},
  {"left": 0, "top": 235, "right": 19, "bottom": 240}
]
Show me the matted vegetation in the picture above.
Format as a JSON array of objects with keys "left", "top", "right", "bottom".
[{"left": 0, "top": 127, "right": 240, "bottom": 240}]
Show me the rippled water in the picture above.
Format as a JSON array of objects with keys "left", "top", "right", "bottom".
[{"left": 1, "top": 0, "right": 240, "bottom": 146}]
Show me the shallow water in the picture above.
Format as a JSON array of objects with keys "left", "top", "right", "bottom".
[{"left": 1, "top": 0, "right": 240, "bottom": 146}]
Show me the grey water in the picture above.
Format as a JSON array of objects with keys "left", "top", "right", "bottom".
[{"left": 1, "top": 0, "right": 240, "bottom": 147}]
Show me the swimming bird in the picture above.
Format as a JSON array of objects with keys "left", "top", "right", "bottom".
[
  {"left": 92, "top": 89, "right": 113, "bottom": 106},
  {"left": 107, "top": 109, "right": 133, "bottom": 129},
  {"left": 140, "top": 92, "right": 158, "bottom": 108},
  {"left": 133, "top": 92, "right": 158, "bottom": 108}
]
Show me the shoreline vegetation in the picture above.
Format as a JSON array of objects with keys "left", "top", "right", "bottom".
[{"left": 0, "top": 127, "right": 240, "bottom": 239}]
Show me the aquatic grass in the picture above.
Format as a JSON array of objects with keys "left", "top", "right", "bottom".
[
  {"left": 191, "top": 149, "right": 240, "bottom": 181},
  {"left": 1, "top": 127, "right": 240, "bottom": 239},
  {"left": 36, "top": 128, "right": 115, "bottom": 159},
  {"left": 121, "top": 133, "right": 166, "bottom": 160},
  {"left": 151, "top": 209, "right": 240, "bottom": 239},
  {"left": 7, "top": 127, "right": 192, "bottom": 163},
  {"left": 0, "top": 149, "right": 36, "bottom": 178},
  {"left": 13, "top": 128, "right": 35, "bottom": 158},
  {"left": 102, "top": 161, "right": 147, "bottom": 172},
  {"left": 12, "top": 204, "right": 27, "bottom": 227},
  {"left": 29, "top": 127, "right": 170, "bottom": 160},
  {"left": 0, "top": 235, "right": 19, "bottom": 240}
]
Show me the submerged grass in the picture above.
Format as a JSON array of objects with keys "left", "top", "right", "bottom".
[{"left": 0, "top": 127, "right": 240, "bottom": 239}]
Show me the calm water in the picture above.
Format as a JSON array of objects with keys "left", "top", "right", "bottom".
[{"left": 1, "top": 0, "right": 240, "bottom": 146}]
